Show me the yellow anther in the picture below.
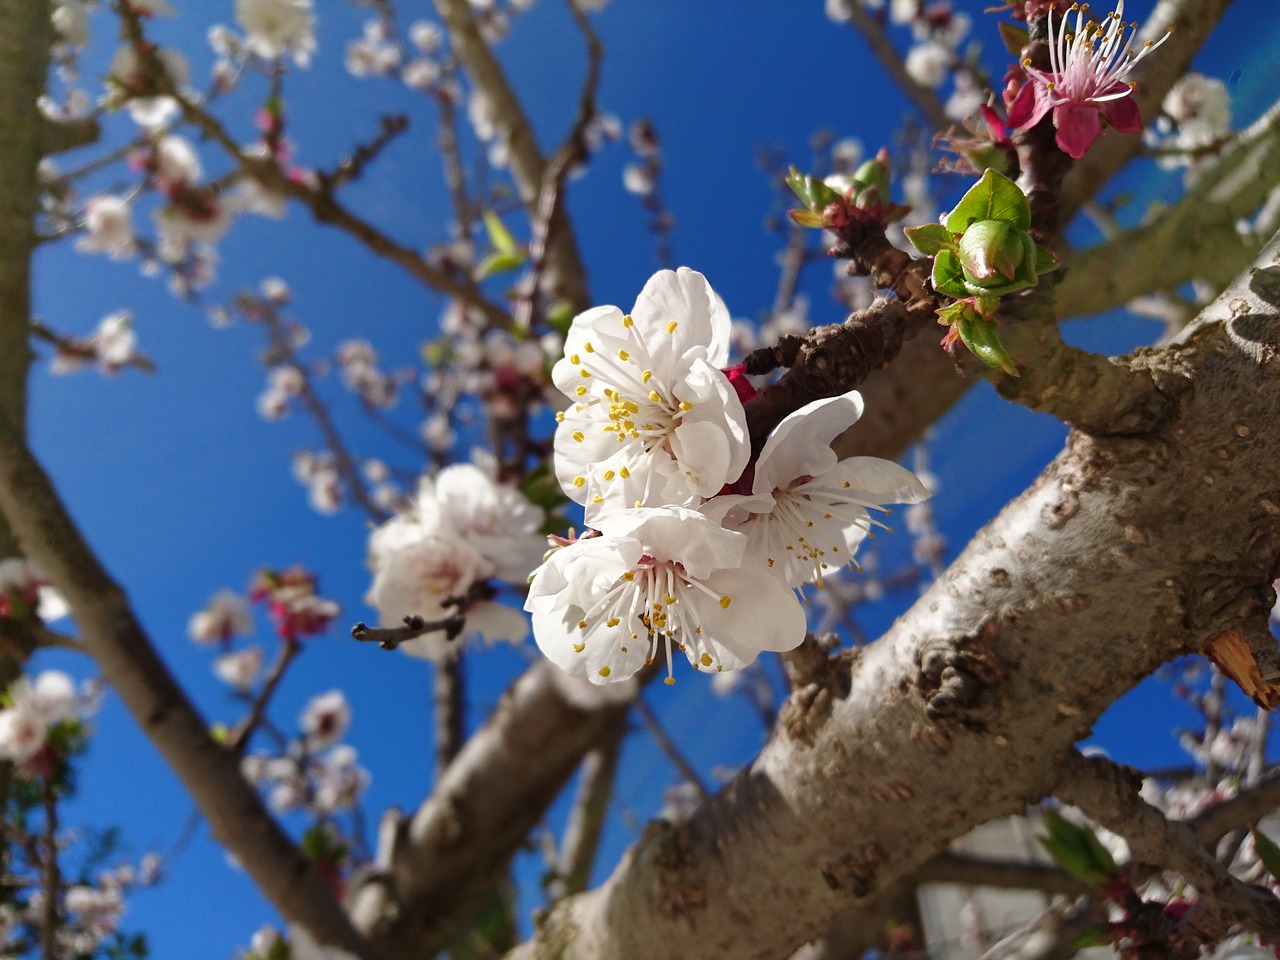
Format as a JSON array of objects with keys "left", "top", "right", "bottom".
[
  {"left": 622, "top": 314, "right": 634, "bottom": 328},
  {"left": 598, "top": 666, "right": 611, "bottom": 678},
  {"left": 592, "top": 495, "right": 603, "bottom": 503},
  {"left": 663, "top": 595, "right": 677, "bottom": 605},
  {"left": 603, "top": 469, "right": 616, "bottom": 481},
  {"left": 700, "top": 653, "right": 712, "bottom": 667},
  {"left": 578, "top": 619, "right": 588, "bottom": 629},
  {"left": 573, "top": 476, "right": 586, "bottom": 488},
  {"left": 572, "top": 431, "right": 585, "bottom": 443},
  {"left": 580, "top": 369, "right": 591, "bottom": 378},
  {"left": 634, "top": 500, "right": 643, "bottom": 508},
  {"left": 569, "top": 353, "right": 580, "bottom": 365},
  {"left": 666, "top": 321, "right": 678, "bottom": 334},
  {"left": 622, "top": 571, "right": 635, "bottom": 581},
  {"left": 641, "top": 369, "right": 653, "bottom": 383},
  {"left": 678, "top": 401, "right": 693, "bottom": 412},
  {"left": 719, "top": 595, "right": 732, "bottom": 609},
  {"left": 648, "top": 390, "right": 661, "bottom": 403},
  {"left": 584, "top": 341, "right": 595, "bottom": 353},
  {"left": 663, "top": 676, "right": 676, "bottom": 686},
  {"left": 607, "top": 617, "right": 620, "bottom": 627},
  {"left": 618, "top": 349, "right": 630, "bottom": 361},
  {"left": 619, "top": 466, "right": 631, "bottom": 479},
  {"left": 555, "top": 411, "right": 565, "bottom": 422},
  {"left": 575, "top": 385, "right": 588, "bottom": 397},
  {"left": 573, "top": 642, "right": 585, "bottom": 653}
]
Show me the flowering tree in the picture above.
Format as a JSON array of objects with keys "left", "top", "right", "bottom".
[{"left": 0, "top": 0, "right": 1278, "bottom": 959}]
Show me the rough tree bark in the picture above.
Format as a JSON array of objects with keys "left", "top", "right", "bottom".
[{"left": 506, "top": 236, "right": 1280, "bottom": 959}]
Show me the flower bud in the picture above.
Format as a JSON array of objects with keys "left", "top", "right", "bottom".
[{"left": 957, "top": 219, "right": 1022, "bottom": 285}]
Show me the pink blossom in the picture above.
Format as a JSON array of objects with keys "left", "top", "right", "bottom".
[{"left": 1008, "top": 1, "right": 1168, "bottom": 159}]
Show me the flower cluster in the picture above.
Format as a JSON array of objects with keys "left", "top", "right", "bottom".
[
  {"left": 0, "top": 671, "right": 87, "bottom": 769},
  {"left": 250, "top": 566, "right": 341, "bottom": 642},
  {"left": 364, "top": 451, "right": 546, "bottom": 660},
  {"left": 530, "top": 269, "right": 930, "bottom": 685}
]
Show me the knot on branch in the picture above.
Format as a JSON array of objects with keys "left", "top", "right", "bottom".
[
  {"left": 820, "top": 842, "right": 886, "bottom": 897},
  {"left": 779, "top": 634, "right": 854, "bottom": 745},
  {"left": 915, "top": 619, "right": 1009, "bottom": 726}
]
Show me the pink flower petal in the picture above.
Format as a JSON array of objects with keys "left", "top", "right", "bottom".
[
  {"left": 1102, "top": 90, "right": 1143, "bottom": 134},
  {"left": 1053, "top": 103, "right": 1104, "bottom": 159},
  {"left": 1007, "top": 79, "right": 1052, "bottom": 131}
]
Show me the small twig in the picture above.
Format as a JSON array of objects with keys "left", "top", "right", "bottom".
[
  {"left": 30, "top": 319, "right": 156, "bottom": 374},
  {"left": 256, "top": 302, "right": 391, "bottom": 525},
  {"left": 632, "top": 697, "right": 708, "bottom": 799},
  {"left": 351, "top": 614, "right": 464, "bottom": 651},
  {"left": 434, "top": 649, "right": 465, "bottom": 780},
  {"left": 316, "top": 114, "right": 411, "bottom": 192},
  {"left": 228, "top": 640, "right": 300, "bottom": 756},
  {"left": 920, "top": 851, "right": 1085, "bottom": 896},
  {"left": 1190, "top": 766, "right": 1280, "bottom": 847},
  {"left": 39, "top": 777, "right": 59, "bottom": 960}
]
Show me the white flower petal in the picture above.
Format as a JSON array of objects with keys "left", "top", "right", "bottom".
[{"left": 752, "top": 391, "right": 864, "bottom": 496}]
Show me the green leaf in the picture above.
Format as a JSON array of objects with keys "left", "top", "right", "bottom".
[
  {"left": 958, "top": 314, "right": 1019, "bottom": 377},
  {"left": 904, "top": 222, "right": 955, "bottom": 256},
  {"left": 788, "top": 208, "right": 826, "bottom": 228},
  {"left": 482, "top": 209, "right": 519, "bottom": 256},
  {"left": 1034, "top": 243, "right": 1061, "bottom": 276},
  {"left": 931, "top": 249, "right": 971, "bottom": 299},
  {"left": 998, "top": 22, "right": 1030, "bottom": 56},
  {"left": 475, "top": 250, "right": 527, "bottom": 280},
  {"left": 944, "top": 169, "right": 1031, "bottom": 233},
  {"left": 520, "top": 463, "right": 568, "bottom": 511},
  {"left": 1253, "top": 829, "right": 1280, "bottom": 882},
  {"left": 546, "top": 299, "right": 576, "bottom": 335},
  {"left": 784, "top": 167, "right": 838, "bottom": 211}
]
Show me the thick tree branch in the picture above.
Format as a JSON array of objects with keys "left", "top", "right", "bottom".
[
  {"left": 554, "top": 715, "right": 627, "bottom": 900},
  {"left": 0, "top": 407, "right": 377, "bottom": 960},
  {"left": 1192, "top": 769, "right": 1280, "bottom": 847},
  {"left": 507, "top": 234, "right": 1280, "bottom": 960},
  {"left": 1055, "top": 751, "right": 1280, "bottom": 942}
]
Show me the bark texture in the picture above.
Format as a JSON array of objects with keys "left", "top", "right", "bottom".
[{"left": 507, "top": 236, "right": 1280, "bottom": 960}]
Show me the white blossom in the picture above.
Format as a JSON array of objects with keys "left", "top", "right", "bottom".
[
  {"left": 154, "top": 136, "right": 202, "bottom": 185},
  {"left": 904, "top": 41, "right": 949, "bottom": 89},
  {"left": 188, "top": 589, "right": 253, "bottom": 644},
  {"left": 106, "top": 45, "right": 189, "bottom": 127},
  {"left": 77, "top": 196, "right": 135, "bottom": 259},
  {"left": 236, "top": 0, "right": 317, "bottom": 67},
  {"left": 552, "top": 268, "right": 749, "bottom": 523},
  {"left": 702, "top": 391, "right": 930, "bottom": 588},
  {"left": 52, "top": 1, "right": 91, "bottom": 49},
  {"left": 527, "top": 506, "right": 806, "bottom": 684},
  {"left": 213, "top": 646, "right": 264, "bottom": 691},
  {"left": 301, "top": 689, "right": 350, "bottom": 749},
  {"left": 409, "top": 21, "right": 442, "bottom": 54},
  {"left": 92, "top": 310, "right": 138, "bottom": 369}
]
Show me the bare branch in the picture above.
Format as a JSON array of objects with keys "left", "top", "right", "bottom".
[
  {"left": 351, "top": 614, "right": 465, "bottom": 651},
  {"left": 921, "top": 852, "right": 1085, "bottom": 897},
  {"left": 228, "top": 640, "right": 300, "bottom": 756},
  {"left": 434, "top": 650, "right": 465, "bottom": 778},
  {"left": 1192, "top": 769, "right": 1280, "bottom": 847},
  {"left": 554, "top": 716, "right": 627, "bottom": 900},
  {"left": 39, "top": 777, "right": 59, "bottom": 960},
  {"left": 633, "top": 697, "right": 709, "bottom": 800}
]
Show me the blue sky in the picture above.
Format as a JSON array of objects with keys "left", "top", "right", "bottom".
[{"left": 25, "top": 0, "right": 1278, "bottom": 956}]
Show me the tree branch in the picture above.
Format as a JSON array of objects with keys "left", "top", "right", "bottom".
[
  {"left": 839, "top": 3, "right": 952, "bottom": 136},
  {"left": 1055, "top": 750, "right": 1280, "bottom": 942},
  {"left": 553, "top": 715, "right": 627, "bottom": 900},
  {"left": 0, "top": 405, "right": 377, "bottom": 959},
  {"left": 1058, "top": 100, "right": 1280, "bottom": 320},
  {"left": 434, "top": 0, "right": 590, "bottom": 310}
]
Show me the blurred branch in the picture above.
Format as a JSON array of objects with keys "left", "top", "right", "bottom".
[
  {"left": 0, "top": 401, "right": 377, "bottom": 960},
  {"left": 39, "top": 777, "right": 58, "bottom": 960},
  {"left": 435, "top": 650, "right": 465, "bottom": 779},
  {"left": 1056, "top": 750, "right": 1280, "bottom": 942},
  {"left": 1059, "top": 0, "right": 1237, "bottom": 221},
  {"left": 633, "top": 697, "right": 709, "bottom": 800},
  {"left": 1192, "top": 767, "right": 1280, "bottom": 846},
  {"left": 920, "top": 852, "right": 1084, "bottom": 896},
  {"left": 228, "top": 640, "right": 300, "bottom": 756},
  {"left": 434, "top": 0, "right": 590, "bottom": 310},
  {"left": 1058, "top": 100, "right": 1280, "bottom": 320},
  {"left": 840, "top": 4, "right": 952, "bottom": 135},
  {"left": 255, "top": 301, "right": 391, "bottom": 524},
  {"left": 554, "top": 715, "right": 627, "bottom": 899}
]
